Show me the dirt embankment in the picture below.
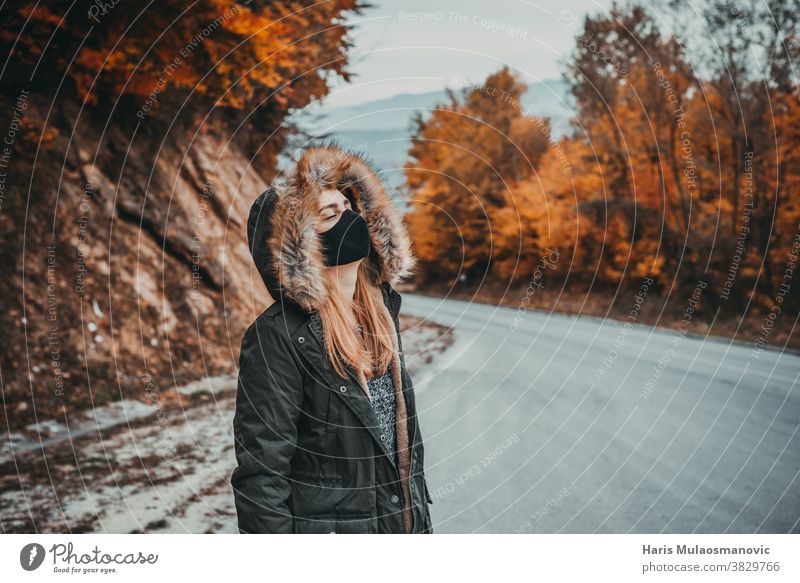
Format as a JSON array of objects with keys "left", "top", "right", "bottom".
[{"left": 2, "top": 97, "right": 275, "bottom": 433}]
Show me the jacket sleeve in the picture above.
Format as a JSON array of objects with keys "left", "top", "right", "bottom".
[{"left": 231, "top": 318, "right": 304, "bottom": 533}]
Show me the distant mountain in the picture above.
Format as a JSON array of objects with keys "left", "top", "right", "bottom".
[{"left": 294, "top": 79, "right": 575, "bottom": 193}]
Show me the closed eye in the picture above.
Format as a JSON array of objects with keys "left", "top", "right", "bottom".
[{"left": 321, "top": 201, "right": 352, "bottom": 221}]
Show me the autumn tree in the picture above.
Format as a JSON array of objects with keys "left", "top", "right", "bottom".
[
  {"left": 0, "top": 1, "right": 362, "bottom": 165},
  {"left": 404, "top": 67, "right": 551, "bottom": 285},
  {"left": 664, "top": 0, "right": 800, "bottom": 307},
  {"left": 404, "top": 0, "right": 799, "bottom": 333},
  {"left": 562, "top": 0, "right": 800, "bottom": 311}
]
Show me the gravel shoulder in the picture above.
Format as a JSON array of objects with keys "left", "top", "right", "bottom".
[{"left": 0, "top": 314, "right": 453, "bottom": 534}]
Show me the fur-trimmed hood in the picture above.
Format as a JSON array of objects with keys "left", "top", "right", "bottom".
[{"left": 247, "top": 142, "right": 416, "bottom": 312}]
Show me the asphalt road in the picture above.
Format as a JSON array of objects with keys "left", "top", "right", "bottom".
[{"left": 401, "top": 293, "right": 800, "bottom": 533}]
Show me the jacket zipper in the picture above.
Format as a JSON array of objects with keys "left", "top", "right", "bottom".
[{"left": 409, "top": 383, "right": 417, "bottom": 532}]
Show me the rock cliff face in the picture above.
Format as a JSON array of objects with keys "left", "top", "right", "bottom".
[{"left": 2, "top": 98, "right": 276, "bottom": 430}]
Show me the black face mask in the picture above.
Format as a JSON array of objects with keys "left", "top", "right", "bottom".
[{"left": 319, "top": 208, "right": 372, "bottom": 266}]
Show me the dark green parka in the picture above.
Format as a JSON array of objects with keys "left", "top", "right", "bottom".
[{"left": 231, "top": 144, "right": 433, "bottom": 534}]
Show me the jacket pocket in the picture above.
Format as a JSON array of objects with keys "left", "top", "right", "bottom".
[
  {"left": 325, "top": 390, "right": 339, "bottom": 439},
  {"left": 293, "top": 514, "right": 375, "bottom": 534}
]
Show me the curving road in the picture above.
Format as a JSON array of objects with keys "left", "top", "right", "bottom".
[{"left": 401, "top": 293, "right": 800, "bottom": 533}]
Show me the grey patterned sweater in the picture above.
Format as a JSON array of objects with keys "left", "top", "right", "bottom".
[{"left": 357, "top": 323, "right": 397, "bottom": 459}]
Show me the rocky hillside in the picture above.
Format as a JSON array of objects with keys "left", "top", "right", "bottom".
[
  {"left": 0, "top": 0, "right": 367, "bottom": 433},
  {"left": 2, "top": 98, "right": 275, "bottom": 431}
]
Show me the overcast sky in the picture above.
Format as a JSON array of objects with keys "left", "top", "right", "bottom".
[{"left": 321, "top": 0, "right": 616, "bottom": 107}]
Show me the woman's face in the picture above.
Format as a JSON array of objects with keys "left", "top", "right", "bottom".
[{"left": 314, "top": 188, "right": 353, "bottom": 234}]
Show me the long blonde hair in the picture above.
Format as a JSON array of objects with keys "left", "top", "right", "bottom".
[{"left": 317, "top": 261, "right": 397, "bottom": 380}]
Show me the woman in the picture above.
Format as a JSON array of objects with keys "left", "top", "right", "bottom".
[{"left": 231, "top": 143, "right": 434, "bottom": 534}]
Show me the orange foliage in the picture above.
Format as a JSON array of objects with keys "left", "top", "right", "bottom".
[{"left": 406, "top": 1, "right": 800, "bottom": 316}]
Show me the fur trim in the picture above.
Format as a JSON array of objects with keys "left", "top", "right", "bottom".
[
  {"left": 390, "top": 350, "right": 414, "bottom": 534},
  {"left": 269, "top": 143, "right": 416, "bottom": 312}
]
